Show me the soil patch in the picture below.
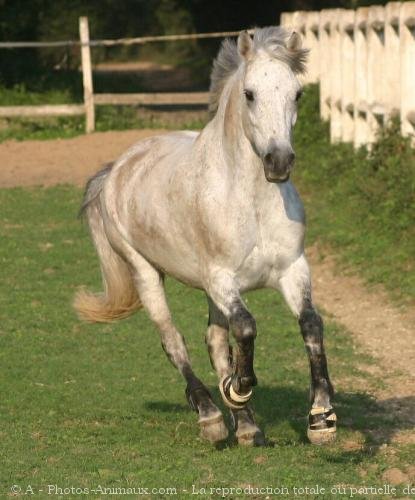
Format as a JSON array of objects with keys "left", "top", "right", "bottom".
[
  {"left": 307, "top": 243, "right": 415, "bottom": 379},
  {"left": 0, "top": 129, "right": 164, "bottom": 188}
]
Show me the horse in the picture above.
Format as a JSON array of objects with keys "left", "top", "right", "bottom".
[{"left": 74, "top": 26, "right": 336, "bottom": 446}]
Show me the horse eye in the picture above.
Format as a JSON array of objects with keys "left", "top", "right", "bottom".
[
  {"left": 295, "top": 90, "right": 303, "bottom": 102},
  {"left": 244, "top": 89, "right": 254, "bottom": 102}
]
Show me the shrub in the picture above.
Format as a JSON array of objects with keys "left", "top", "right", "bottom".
[{"left": 294, "top": 85, "right": 415, "bottom": 304}]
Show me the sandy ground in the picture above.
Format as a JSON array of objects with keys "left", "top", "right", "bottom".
[
  {"left": 1, "top": 130, "right": 414, "bottom": 438},
  {"left": 0, "top": 130, "right": 164, "bottom": 188},
  {"left": 309, "top": 244, "right": 415, "bottom": 379}
]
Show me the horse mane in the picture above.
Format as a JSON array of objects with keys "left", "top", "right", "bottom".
[{"left": 208, "top": 26, "right": 308, "bottom": 114}]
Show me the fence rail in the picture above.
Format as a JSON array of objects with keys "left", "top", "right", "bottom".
[
  {"left": 281, "top": 2, "right": 415, "bottom": 147},
  {"left": 0, "top": 104, "right": 85, "bottom": 117},
  {"left": 0, "top": 29, "right": 252, "bottom": 49},
  {"left": 94, "top": 92, "right": 210, "bottom": 106},
  {"left": 0, "top": 20, "right": 247, "bottom": 132}
]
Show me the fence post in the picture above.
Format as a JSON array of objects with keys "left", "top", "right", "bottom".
[
  {"left": 354, "top": 7, "right": 370, "bottom": 148},
  {"left": 400, "top": 2, "right": 415, "bottom": 141},
  {"left": 329, "top": 9, "right": 344, "bottom": 143},
  {"left": 292, "top": 10, "right": 306, "bottom": 38},
  {"left": 79, "top": 16, "right": 95, "bottom": 133},
  {"left": 367, "top": 6, "right": 386, "bottom": 145},
  {"left": 305, "top": 12, "right": 320, "bottom": 84},
  {"left": 385, "top": 2, "right": 402, "bottom": 123},
  {"left": 292, "top": 12, "right": 307, "bottom": 85},
  {"left": 279, "top": 12, "right": 293, "bottom": 28},
  {"left": 319, "top": 9, "right": 332, "bottom": 121},
  {"left": 340, "top": 10, "right": 356, "bottom": 143}
]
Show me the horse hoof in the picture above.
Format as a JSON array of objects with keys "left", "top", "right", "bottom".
[
  {"left": 219, "top": 375, "right": 252, "bottom": 410},
  {"left": 230, "top": 406, "right": 265, "bottom": 446},
  {"left": 236, "top": 428, "right": 266, "bottom": 447},
  {"left": 307, "top": 427, "right": 336, "bottom": 445},
  {"left": 307, "top": 407, "right": 337, "bottom": 445},
  {"left": 198, "top": 414, "right": 229, "bottom": 443}
]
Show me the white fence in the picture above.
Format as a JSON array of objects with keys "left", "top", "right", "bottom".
[{"left": 281, "top": 2, "right": 415, "bottom": 147}]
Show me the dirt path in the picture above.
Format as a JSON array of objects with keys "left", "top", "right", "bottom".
[
  {"left": 307, "top": 244, "right": 415, "bottom": 445},
  {"left": 1, "top": 131, "right": 414, "bottom": 414},
  {"left": 0, "top": 129, "right": 164, "bottom": 188},
  {"left": 307, "top": 244, "right": 415, "bottom": 380}
]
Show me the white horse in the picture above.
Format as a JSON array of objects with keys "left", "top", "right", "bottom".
[{"left": 75, "top": 26, "right": 336, "bottom": 446}]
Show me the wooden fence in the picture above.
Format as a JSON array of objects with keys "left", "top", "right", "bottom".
[
  {"left": 0, "top": 18, "right": 248, "bottom": 133},
  {"left": 281, "top": 2, "right": 415, "bottom": 147}
]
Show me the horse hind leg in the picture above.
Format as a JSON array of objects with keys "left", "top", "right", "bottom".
[
  {"left": 131, "top": 257, "right": 228, "bottom": 444},
  {"left": 206, "top": 296, "right": 265, "bottom": 446}
]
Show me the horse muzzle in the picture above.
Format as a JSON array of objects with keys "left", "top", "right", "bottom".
[{"left": 262, "top": 147, "right": 295, "bottom": 183}]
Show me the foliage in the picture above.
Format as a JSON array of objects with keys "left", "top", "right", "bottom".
[
  {"left": 293, "top": 85, "right": 415, "bottom": 304},
  {"left": 0, "top": 186, "right": 413, "bottom": 492}
]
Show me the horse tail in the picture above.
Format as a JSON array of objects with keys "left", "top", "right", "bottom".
[{"left": 73, "top": 163, "right": 142, "bottom": 323}]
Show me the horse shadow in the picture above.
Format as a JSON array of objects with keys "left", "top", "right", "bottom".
[
  {"left": 252, "top": 385, "right": 414, "bottom": 453},
  {"left": 145, "top": 385, "right": 415, "bottom": 460}
]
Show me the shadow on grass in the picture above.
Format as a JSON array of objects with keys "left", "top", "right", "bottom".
[
  {"left": 145, "top": 385, "right": 415, "bottom": 458},
  {"left": 255, "top": 386, "right": 414, "bottom": 455}
]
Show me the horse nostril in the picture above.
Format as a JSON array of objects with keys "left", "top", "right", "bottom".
[
  {"left": 264, "top": 153, "right": 274, "bottom": 167},
  {"left": 288, "top": 152, "right": 295, "bottom": 164}
]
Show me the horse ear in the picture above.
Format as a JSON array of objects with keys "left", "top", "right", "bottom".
[
  {"left": 286, "top": 31, "right": 302, "bottom": 51},
  {"left": 237, "top": 30, "right": 253, "bottom": 59}
]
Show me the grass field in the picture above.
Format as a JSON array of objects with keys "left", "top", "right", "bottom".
[{"left": 1, "top": 186, "right": 414, "bottom": 498}]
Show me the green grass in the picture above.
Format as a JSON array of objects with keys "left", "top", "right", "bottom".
[
  {"left": 293, "top": 85, "right": 415, "bottom": 306},
  {"left": 0, "top": 82, "right": 84, "bottom": 142},
  {"left": 0, "top": 186, "right": 413, "bottom": 497}
]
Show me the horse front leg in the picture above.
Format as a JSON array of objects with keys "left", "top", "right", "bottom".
[
  {"left": 278, "top": 254, "right": 336, "bottom": 445},
  {"left": 299, "top": 299, "right": 336, "bottom": 444},
  {"left": 226, "top": 303, "right": 257, "bottom": 398},
  {"left": 206, "top": 275, "right": 257, "bottom": 411},
  {"left": 206, "top": 296, "right": 265, "bottom": 446}
]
